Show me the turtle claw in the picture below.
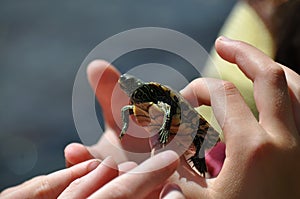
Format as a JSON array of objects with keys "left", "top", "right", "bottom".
[
  {"left": 188, "top": 155, "right": 207, "bottom": 177},
  {"left": 159, "top": 129, "right": 169, "bottom": 144},
  {"left": 119, "top": 129, "right": 126, "bottom": 140},
  {"left": 119, "top": 105, "right": 134, "bottom": 140}
]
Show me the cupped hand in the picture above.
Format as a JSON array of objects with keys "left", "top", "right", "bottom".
[{"left": 65, "top": 60, "right": 152, "bottom": 167}]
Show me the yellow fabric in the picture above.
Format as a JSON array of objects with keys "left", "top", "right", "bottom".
[{"left": 198, "top": 1, "right": 275, "bottom": 136}]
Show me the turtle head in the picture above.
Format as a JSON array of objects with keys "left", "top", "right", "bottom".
[{"left": 118, "top": 74, "right": 144, "bottom": 96}]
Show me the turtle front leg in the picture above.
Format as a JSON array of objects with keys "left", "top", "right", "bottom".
[
  {"left": 120, "top": 105, "right": 134, "bottom": 139},
  {"left": 157, "top": 101, "right": 171, "bottom": 144}
]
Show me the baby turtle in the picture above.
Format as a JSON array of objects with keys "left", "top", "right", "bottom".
[{"left": 118, "top": 74, "right": 220, "bottom": 176}]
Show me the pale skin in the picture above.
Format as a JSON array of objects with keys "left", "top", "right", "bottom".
[
  {"left": 0, "top": 151, "right": 182, "bottom": 198},
  {"left": 65, "top": 37, "right": 300, "bottom": 198},
  {"left": 1, "top": 37, "right": 299, "bottom": 198}
]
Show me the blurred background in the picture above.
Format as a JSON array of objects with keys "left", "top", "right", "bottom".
[{"left": 0, "top": 0, "right": 237, "bottom": 190}]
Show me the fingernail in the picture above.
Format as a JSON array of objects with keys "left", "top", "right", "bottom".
[
  {"left": 160, "top": 183, "right": 183, "bottom": 199},
  {"left": 101, "top": 156, "right": 118, "bottom": 171},
  {"left": 118, "top": 161, "right": 138, "bottom": 174},
  {"left": 218, "top": 35, "right": 233, "bottom": 42},
  {"left": 65, "top": 160, "right": 72, "bottom": 168},
  {"left": 157, "top": 150, "right": 180, "bottom": 166},
  {"left": 87, "top": 160, "right": 101, "bottom": 172},
  {"left": 179, "top": 87, "right": 189, "bottom": 100},
  {"left": 179, "top": 86, "right": 187, "bottom": 95}
]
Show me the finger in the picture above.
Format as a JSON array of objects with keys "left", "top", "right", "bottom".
[
  {"left": 178, "top": 78, "right": 269, "bottom": 198},
  {"left": 58, "top": 157, "right": 118, "bottom": 198},
  {"left": 281, "top": 64, "right": 300, "bottom": 101},
  {"left": 181, "top": 78, "right": 258, "bottom": 143},
  {"left": 64, "top": 134, "right": 131, "bottom": 166},
  {"left": 89, "top": 150, "right": 180, "bottom": 199},
  {"left": 215, "top": 36, "right": 297, "bottom": 135},
  {"left": 118, "top": 161, "right": 138, "bottom": 175},
  {"left": 160, "top": 183, "right": 185, "bottom": 199},
  {"left": 1, "top": 159, "right": 100, "bottom": 198},
  {"left": 87, "top": 60, "right": 123, "bottom": 131},
  {"left": 180, "top": 78, "right": 211, "bottom": 107},
  {"left": 87, "top": 60, "right": 151, "bottom": 153},
  {"left": 281, "top": 64, "right": 300, "bottom": 133},
  {"left": 64, "top": 143, "right": 95, "bottom": 167},
  {"left": 0, "top": 176, "right": 45, "bottom": 196}
]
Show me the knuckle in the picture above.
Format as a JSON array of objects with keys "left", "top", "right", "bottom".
[
  {"left": 246, "top": 136, "right": 275, "bottom": 161},
  {"left": 182, "top": 78, "right": 206, "bottom": 106},
  {"left": 68, "top": 177, "right": 82, "bottom": 188},
  {"left": 189, "top": 78, "right": 204, "bottom": 90},
  {"left": 106, "top": 184, "right": 132, "bottom": 199},
  {"left": 57, "top": 178, "right": 82, "bottom": 198},
  {"left": 31, "top": 175, "right": 46, "bottom": 182},
  {"left": 262, "top": 64, "right": 286, "bottom": 84},
  {"left": 221, "top": 81, "right": 239, "bottom": 97},
  {"left": 245, "top": 133, "right": 300, "bottom": 168},
  {"left": 273, "top": 133, "right": 299, "bottom": 151},
  {"left": 231, "top": 40, "right": 248, "bottom": 62},
  {"left": 246, "top": 133, "right": 293, "bottom": 161},
  {"left": 33, "top": 176, "right": 54, "bottom": 199},
  {"left": 67, "top": 168, "right": 78, "bottom": 181}
]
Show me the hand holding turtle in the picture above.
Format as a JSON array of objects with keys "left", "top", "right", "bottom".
[
  {"left": 64, "top": 36, "right": 300, "bottom": 198},
  {"left": 173, "top": 37, "right": 300, "bottom": 198},
  {"left": 64, "top": 60, "right": 224, "bottom": 176},
  {"left": 65, "top": 60, "right": 153, "bottom": 167}
]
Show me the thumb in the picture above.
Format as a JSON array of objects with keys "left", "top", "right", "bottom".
[{"left": 160, "top": 183, "right": 185, "bottom": 199}]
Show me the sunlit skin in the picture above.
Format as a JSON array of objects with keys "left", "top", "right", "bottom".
[
  {"left": 64, "top": 37, "right": 300, "bottom": 198},
  {"left": 2, "top": 2, "right": 298, "bottom": 197},
  {"left": 1, "top": 36, "right": 299, "bottom": 198}
]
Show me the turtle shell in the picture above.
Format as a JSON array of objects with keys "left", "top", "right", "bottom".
[{"left": 118, "top": 74, "right": 220, "bottom": 177}]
